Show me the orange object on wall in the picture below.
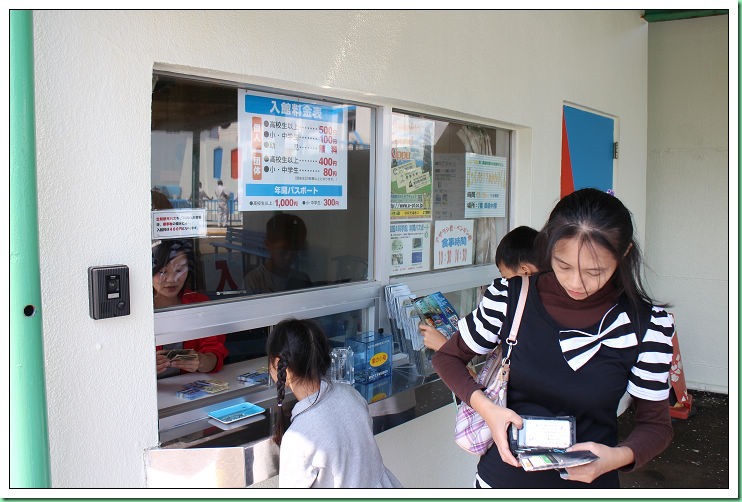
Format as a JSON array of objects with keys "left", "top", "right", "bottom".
[{"left": 668, "top": 315, "right": 693, "bottom": 419}]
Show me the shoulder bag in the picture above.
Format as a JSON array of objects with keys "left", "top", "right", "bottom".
[{"left": 454, "top": 275, "right": 530, "bottom": 455}]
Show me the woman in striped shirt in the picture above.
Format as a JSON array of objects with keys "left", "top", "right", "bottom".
[{"left": 433, "top": 188, "right": 674, "bottom": 488}]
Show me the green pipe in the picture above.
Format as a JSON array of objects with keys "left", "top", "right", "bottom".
[{"left": 10, "top": 9, "right": 52, "bottom": 488}]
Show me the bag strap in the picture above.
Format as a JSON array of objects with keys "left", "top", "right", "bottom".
[{"left": 502, "top": 275, "right": 530, "bottom": 361}]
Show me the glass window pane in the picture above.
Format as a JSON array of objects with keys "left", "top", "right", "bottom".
[
  {"left": 151, "top": 75, "right": 373, "bottom": 310},
  {"left": 390, "top": 111, "right": 511, "bottom": 276}
]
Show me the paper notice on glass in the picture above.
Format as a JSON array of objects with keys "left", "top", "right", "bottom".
[
  {"left": 390, "top": 114, "right": 434, "bottom": 220},
  {"left": 237, "top": 89, "right": 348, "bottom": 212},
  {"left": 464, "top": 153, "right": 507, "bottom": 218},
  {"left": 433, "top": 220, "right": 474, "bottom": 269},
  {"left": 151, "top": 209, "right": 207, "bottom": 239},
  {"left": 433, "top": 154, "right": 466, "bottom": 220},
  {"left": 390, "top": 222, "right": 431, "bottom": 275}
]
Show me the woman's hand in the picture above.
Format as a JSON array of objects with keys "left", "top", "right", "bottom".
[
  {"left": 418, "top": 322, "right": 448, "bottom": 351},
  {"left": 155, "top": 350, "right": 171, "bottom": 374},
  {"left": 170, "top": 353, "right": 201, "bottom": 373},
  {"left": 469, "top": 390, "right": 523, "bottom": 467},
  {"left": 560, "top": 442, "right": 634, "bottom": 483}
]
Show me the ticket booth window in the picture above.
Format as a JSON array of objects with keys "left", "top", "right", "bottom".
[{"left": 151, "top": 74, "right": 374, "bottom": 305}]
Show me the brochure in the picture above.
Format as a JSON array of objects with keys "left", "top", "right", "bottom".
[{"left": 412, "top": 291, "right": 460, "bottom": 339}]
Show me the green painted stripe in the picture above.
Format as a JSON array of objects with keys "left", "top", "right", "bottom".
[
  {"left": 10, "top": 9, "right": 52, "bottom": 488},
  {"left": 643, "top": 9, "right": 728, "bottom": 23}
]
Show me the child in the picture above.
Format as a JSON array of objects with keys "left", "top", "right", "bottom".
[
  {"left": 244, "top": 213, "right": 312, "bottom": 294},
  {"left": 267, "top": 318, "right": 402, "bottom": 488},
  {"left": 494, "top": 225, "right": 539, "bottom": 279},
  {"left": 418, "top": 225, "right": 540, "bottom": 352}
]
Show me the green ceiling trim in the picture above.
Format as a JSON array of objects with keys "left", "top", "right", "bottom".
[{"left": 643, "top": 9, "right": 729, "bottom": 23}]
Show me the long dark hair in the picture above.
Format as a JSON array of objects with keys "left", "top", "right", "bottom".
[
  {"left": 266, "top": 318, "right": 331, "bottom": 446},
  {"left": 534, "top": 188, "right": 666, "bottom": 320}
]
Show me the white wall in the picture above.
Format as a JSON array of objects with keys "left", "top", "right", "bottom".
[
  {"left": 32, "top": 10, "right": 650, "bottom": 487},
  {"left": 645, "top": 15, "right": 731, "bottom": 394}
]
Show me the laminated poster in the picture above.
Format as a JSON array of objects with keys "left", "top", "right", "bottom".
[
  {"left": 433, "top": 220, "right": 474, "bottom": 269},
  {"left": 464, "top": 153, "right": 507, "bottom": 218},
  {"left": 390, "top": 114, "right": 434, "bottom": 220},
  {"left": 390, "top": 222, "right": 431, "bottom": 275},
  {"left": 237, "top": 89, "right": 348, "bottom": 212}
]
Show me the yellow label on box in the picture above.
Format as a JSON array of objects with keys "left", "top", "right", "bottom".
[
  {"left": 370, "top": 352, "right": 389, "bottom": 367},
  {"left": 370, "top": 392, "right": 388, "bottom": 403}
]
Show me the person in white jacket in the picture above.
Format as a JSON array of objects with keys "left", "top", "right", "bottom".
[{"left": 267, "top": 318, "right": 402, "bottom": 488}]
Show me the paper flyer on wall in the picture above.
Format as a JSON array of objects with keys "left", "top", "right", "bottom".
[
  {"left": 390, "top": 113, "right": 434, "bottom": 220},
  {"left": 390, "top": 222, "right": 431, "bottom": 275},
  {"left": 433, "top": 220, "right": 474, "bottom": 269},
  {"left": 464, "top": 153, "right": 507, "bottom": 218},
  {"left": 237, "top": 89, "right": 348, "bottom": 212}
]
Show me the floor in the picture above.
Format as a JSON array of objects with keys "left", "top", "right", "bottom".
[{"left": 617, "top": 391, "right": 730, "bottom": 489}]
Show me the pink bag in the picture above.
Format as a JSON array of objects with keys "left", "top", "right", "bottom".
[{"left": 454, "top": 276, "right": 529, "bottom": 455}]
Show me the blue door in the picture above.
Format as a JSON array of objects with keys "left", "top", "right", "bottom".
[{"left": 561, "top": 105, "right": 615, "bottom": 197}]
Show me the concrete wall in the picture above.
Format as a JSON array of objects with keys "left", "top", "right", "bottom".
[
  {"left": 32, "top": 10, "right": 651, "bottom": 487},
  {"left": 645, "top": 15, "right": 730, "bottom": 394}
]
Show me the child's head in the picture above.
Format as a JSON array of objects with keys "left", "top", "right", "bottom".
[
  {"left": 264, "top": 213, "right": 307, "bottom": 272},
  {"left": 266, "top": 213, "right": 307, "bottom": 249},
  {"left": 266, "top": 318, "right": 331, "bottom": 445},
  {"left": 495, "top": 226, "right": 539, "bottom": 279},
  {"left": 535, "top": 188, "right": 655, "bottom": 311}
]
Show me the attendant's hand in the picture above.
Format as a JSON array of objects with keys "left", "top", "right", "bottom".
[
  {"left": 169, "top": 353, "right": 202, "bottom": 373},
  {"left": 418, "top": 322, "right": 448, "bottom": 351},
  {"left": 469, "top": 390, "right": 523, "bottom": 467},
  {"left": 560, "top": 442, "right": 634, "bottom": 483},
  {"left": 167, "top": 351, "right": 218, "bottom": 373},
  {"left": 155, "top": 350, "right": 171, "bottom": 374}
]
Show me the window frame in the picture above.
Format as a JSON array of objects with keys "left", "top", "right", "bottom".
[{"left": 152, "top": 66, "right": 511, "bottom": 347}]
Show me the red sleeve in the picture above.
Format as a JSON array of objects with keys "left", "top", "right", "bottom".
[
  {"left": 183, "top": 335, "right": 229, "bottom": 373},
  {"left": 177, "top": 290, "right": 229, "bottom": 373},
  {"left": 618, "top": 397, "right": 673, "bottom": 471},
  {"left": 432, "top": 331, "right": 482, "bottom": 406}
]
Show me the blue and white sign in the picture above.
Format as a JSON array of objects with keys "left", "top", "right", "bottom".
[{"left": 238, "top": 90, "right": 348, "bottom": 211}]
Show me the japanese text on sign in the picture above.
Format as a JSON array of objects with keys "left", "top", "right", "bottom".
[
  {"left": 238, "top": 90, "right": 348, "bottom": 212},
  {"left": 151, "top": 209, "right": 207, "bottom": 239},
  {"left": 433, "top": 220, "right": 474, "bottom": 269}
]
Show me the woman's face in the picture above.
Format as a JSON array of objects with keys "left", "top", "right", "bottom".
[
  {"left": 551, "top": 237, "right": 618, "bottom": 300},
  {"left": 153, "top": 252, "right": 189, "bottom": 304}
]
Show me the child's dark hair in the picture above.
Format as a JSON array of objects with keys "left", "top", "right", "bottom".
[
  {"left": 534, "top": 188, "right": 666, "bottom": 320},
  {"left": 266, "top": 213, "right": 307, "bottom": 250},
  {"left": 495, "top": 226, "right": 539, "bottom": 269},
  {"left": 266, "top": 318, "right": 331, "bottom": 446}
]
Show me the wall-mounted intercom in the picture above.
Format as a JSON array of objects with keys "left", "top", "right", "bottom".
[{"left": 88, "top": 265, "right": 130, "bottom": 319}]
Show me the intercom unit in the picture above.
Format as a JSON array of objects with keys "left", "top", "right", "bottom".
[{"left": 88, "top": 265, "right": 130, "bottom": 319}]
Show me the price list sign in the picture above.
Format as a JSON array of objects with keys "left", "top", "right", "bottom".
[{"left": 238, "top": 90, "right": 348, "bottom": 212}]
